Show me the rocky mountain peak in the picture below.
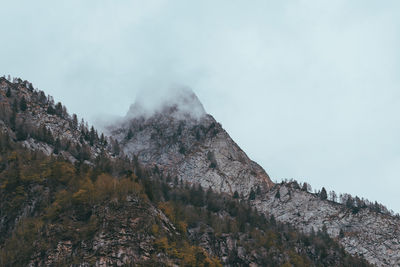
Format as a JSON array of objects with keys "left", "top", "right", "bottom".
[{"left": 108, "top": 89, "right": 273, "bottom": 196}]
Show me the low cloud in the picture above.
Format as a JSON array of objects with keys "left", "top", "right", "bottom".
[{"left": 126, "top": 86, "right": 206, "bottom": 121}]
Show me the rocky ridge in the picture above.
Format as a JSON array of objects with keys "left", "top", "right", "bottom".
[
  {"left": 254, "top": 183, "right": 400, "bottom": 266},
  {"left": 0, "top": 77, "right": 114, "bottom": 163}
]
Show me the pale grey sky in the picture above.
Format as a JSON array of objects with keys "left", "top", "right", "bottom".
[{"left": 1, "top": 1, "right": 400, "bottom": 212}]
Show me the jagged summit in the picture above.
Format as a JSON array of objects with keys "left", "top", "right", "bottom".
[
  {"left": 109, "top": 88, "right": 273, "bottom": 196},
  {"left": 126, "top": 87, "right": 206, "bottom": 121}
]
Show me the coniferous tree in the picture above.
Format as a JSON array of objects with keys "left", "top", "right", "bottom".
[
  {"left": 302, "top": 182, "right": 308, "bottom": 191},
  {"left": 100, "top": 133, "right": 105, "bottom": 145},
  {"left": 89, "top": 126, "right": 97, "bottom": 146},
  {"left": 55, "top": 102, "right": 63, "bottom": 116},
  {"left": 12, "top": 99, "right": 18, "bottom": 113},
  {"left": 54, "top": 138, "right": 61, "bottom": 154},
  {"left": 47, "top": 105, "right": 55, "bottom": 115},
  {"left": 320, "top": 187, "right": 328, "bottom": 200},
  {"left": 126, "top": 129, "right": 133, "bottom": 140},
  {"left": 19, "top": 97, "right": 27, "bottom": 111},
  {"left": 6, "top": 87, "right": 11, "bottom": 97}
]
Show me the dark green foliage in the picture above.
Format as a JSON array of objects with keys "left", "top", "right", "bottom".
[
  {"left": 46, "top": 105, "right": 55, "bottom": 115},
  {"left": 55, "top": 102, "right": 63, "bottom": 116},
  {"left": 53, "top": 138, "right": 61, "bottom": 154},
  {"left": 6, "top": 88, "right": 11, "bottom": 97},
  {"left": 126, "top": 129, "right": 133, "bottom": 140},
  {"left": 12, "top": 99, "right": 18, "bottom": 113},
  {"left": 19, "top": 97, "right": 27, "bottom": 111},
  {"left": 9, "top": 111, "right": 16, "bottom": 131},
  {"left": 320, "top": 187, "right": 328, "bottom": 200}
]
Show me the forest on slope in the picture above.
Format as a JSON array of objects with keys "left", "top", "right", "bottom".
[
  {"left": 0, "top": 76, "right": 371, "bottom": 266},
  {"left": 0, "top": 132, "right": 370, "bottom": 266}
]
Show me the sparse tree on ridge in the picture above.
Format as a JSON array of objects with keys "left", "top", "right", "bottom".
[{"left": 320, "top": 187, "right": 327, "bottom": 200}]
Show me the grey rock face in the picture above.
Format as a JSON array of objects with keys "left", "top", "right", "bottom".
[
  {"left": 254, "top": 183, "right": 400, "bottom": 266},
  {"left": 108, "top": 90, "right": 273, "bottom": 197}
]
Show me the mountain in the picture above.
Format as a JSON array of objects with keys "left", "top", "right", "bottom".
[
  {"left": 0, "top": 77, "right": 394, "bottom": 266},
  {"left": 107, "top": 88, "right": 273, "bottom": 198},
  {"left": 107, "top": 87, "right": 400, "bottom": 266}
]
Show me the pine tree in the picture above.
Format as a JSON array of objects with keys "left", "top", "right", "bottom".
[
  {"left": 55, "top": 102, "right": 63, "bottom": 116},
  {"left": 302, "top": 182, "right": 308, "bottom": 192},
  {"left": 12, "top": 99, "right": 18, "bottom": 113},
  {"left": 54, "top": 138, "right": 61, "bottom": 154},
  {"left": 10, "top": 111, "right": 16, "bottom": 131},
  {"left": 320, "top": 187, "right": 328, "bottom": 200},
  {"left": 72, "top": 114, "right": 78, "bottom": 129},
  {"left": 89, "top": 126, "right": 97, "bottom": 146},
  {"left": 275, "top": 189, "right": 281, "bottom": 199},
  {"left": 47, "top": 105, "right": 55, "bottom": 115},
  {"left": 6, "top": 87, "right": 11, "bottom": 97},
  {"left": 126, "top": 129, "right": 133, "bottom": 140},
  {"left": 19, "top": 97, "right": 27, "bottom": 111}
]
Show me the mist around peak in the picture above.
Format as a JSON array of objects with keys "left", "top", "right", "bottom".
[{"left": 126, "top": 86, "right": 206, "bottom": 121}]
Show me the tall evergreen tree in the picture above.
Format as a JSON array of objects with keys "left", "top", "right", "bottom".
[
  {"left": 6, "top": 87, "right": 11, "bottom": 97},
  {"left": 19, "top": 96, "right": 27, "bottom": 111},
  {"left": 12, "top": 99, "right": 18, "bottom": 113},
  {"left": 320, "top": 187, "right": 328, "bottom": 200}
]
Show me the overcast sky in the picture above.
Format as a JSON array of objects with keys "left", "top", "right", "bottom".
[{"left": 1, "top": 0, "right": 400, "bottom": 212}]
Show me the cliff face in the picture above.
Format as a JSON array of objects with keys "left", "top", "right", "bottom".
[{"left": 108, "top": 89, "right": 273, "bottom": 197}]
